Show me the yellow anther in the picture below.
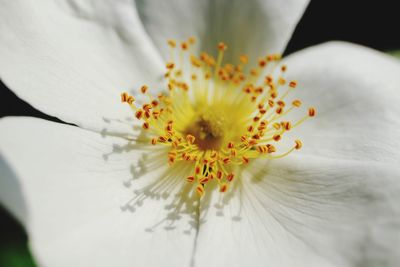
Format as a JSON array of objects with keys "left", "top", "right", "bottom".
[
  {"left": 239, "top": 55, "right": 249, "bottom": 64},
  {"left": 186, "top": 134, "right": 196, "bottom": 144},
  {"left": 190, "top": 56, "right": 201, "bottom": 67},
  {"left": 188, "top": 36, "right": 196, "bottom": 45},
  {"left": 278, "top": 78, "right": 286, "bottom": 85},
  {"left": 167, "top": 39, "right": 176, "bottom": 48},
  {"left": 273, "top": 122, "right": 281, "bottom": 129},
  {"left": 281, "top": 65, "right": 287, "bottom": 72},
  {"left": 292, "top": 99, "right": 302, "bottom": 107}
]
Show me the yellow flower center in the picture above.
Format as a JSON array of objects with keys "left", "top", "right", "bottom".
[{"left": 121, "top": 37, "right": 315, "bottom": 197}]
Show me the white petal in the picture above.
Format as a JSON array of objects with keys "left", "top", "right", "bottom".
[
  {"left": 281, "top": 42, "right": 400, "bottom": 163},
  {"left": 0, "top": 0, "right": 164, "bottom": 133},
  {"left": 0, "top": 117, "right": 197, "bottom": 267},
  {"left": 136, "top": 0, "right": 310, "bottom": 62},
  {"left": 194, "top": 157, "right": 400, "bottom": 267}
]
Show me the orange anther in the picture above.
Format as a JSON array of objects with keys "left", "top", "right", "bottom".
[
  {"left": 142, "top": 122, "right": 149, "bottom": 130},
  {"left": 181, "top": 42, "right": 188, "bottom": 50},
  {"left": 308, "top": 107, "right": 316, "bottom": 117},
  {"left": 135, "top": 110, "right": 143, "bottom": 119},
  {"left": 295, "top": 140, "right": 303, "bottom": 150},
  {"left": 273, "top": 134, "right": 281, "bottom": 142},
  {"left": 121, "top": 92, "right": 129, "bottom": 103},
  {"left": 151, "top": 138, "right": 157, "bottom": 145},
  {"left": 289, "top": 81, "right": 297, "bottom": 88},
  {"left": 168, "top": 39, "right": 176, "bottom": 48},
  {"left": 239, "top": 55, "right": 248, "bottom": 64},
  {"left": 219, "top": 183, "right": 228, "bottom": 193},
  {"left": 196, "top": 184, "right": 205, "bottom": 197},
  {"left": 166, "top": 62, "right": 175, "bottom": 69},
  {"left": 188, "top": 36, "right": 196, "bottom": 45},
  {"left": 218, "top": 42, "right": 227, "bottom": 51},
  {"left": 140, "top": 85, "right": 148, "bottom": 94}
]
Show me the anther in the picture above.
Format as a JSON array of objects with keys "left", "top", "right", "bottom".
[
  {"left": 141, "top": 85, "right": 148, "bottom": 94},
  {"left": 196, "top": 184, "right": 205, "bottom": 196},
  {"left": 295, "top": 140, "right": 302, "bottom": 150},
  {"left": 308, "top": 107, "right": 316, "bottom": 117},
  {"left": 289, "top": 81, "right": 297, "bottom": 88},
  {"left": 167, "top": 39, "right": 176, "bottom": 48},
  {"left": 219, "top": 183, "right": 228, "bottom": 193},
  {"left": 273, "top": 134, "right": 281, "bottom": 142},
  {"left": 166, "top": 62, "right": 175, "bottom": 69},
  {"left": 186, "top": 134, "right": 196, "bottom": 144},
  {"left": 218, "top": 42, "right": 227, "bottom": 51},
  {"left": 292, "top": 99, "right": 302, "bottom": 107},
  {"left": 181, "top": 42, "right": 188, "bottom": 50},
  {"left": 142, "top": 122, "right": 149, "bottom": 130}
]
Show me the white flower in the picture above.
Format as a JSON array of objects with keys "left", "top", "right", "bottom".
[{"left": 1, "top": 1, "right": 400, "bottom": 267}]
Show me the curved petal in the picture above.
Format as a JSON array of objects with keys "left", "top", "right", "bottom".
[
  {"left": 194, "top": 157, "right": 400, "bottom": 267},
  {"left": 281, "top": 42, "right": 400, "bottom": 163},
  {"left": 194, "top": 42, "right": 400, "bottom": 266},
  {"left": 0, "top": 0, "right": 164, "bottom": 133},
  {"left": 0, "top": 117, "right": 197, "bottom": 267},
  {"left": 135, "top": 0, "right": 310, "bottom": 62}
]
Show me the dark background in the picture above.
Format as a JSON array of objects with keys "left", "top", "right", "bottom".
[{"left": 1, "top": 1, "right": 399, "bottom": 266}]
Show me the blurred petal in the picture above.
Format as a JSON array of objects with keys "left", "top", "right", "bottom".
[
  {"left": 0, "top": 117, "right": 197, "bottom": 267},
  {"left": 282, "top": 42, "right": 400, "bottom": 163},
  {"left": 195, "top": 157, "right": 400, "bottom": 267},
  {"left": 136, "top": 0, "right": 310, "bottom": 62},
  {"left": 0, "top": 0, "right": 164, "bottom": 133}
]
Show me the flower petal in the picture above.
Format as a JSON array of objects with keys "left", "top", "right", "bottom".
[
  {"left": 194, "top": 157, "right": 400, "bottom": 267},
  {"left": 0, "top": 0, "right": 164, "bottom": 133},
  {"left": 0, "top": 117, "right": 197, "bottom": 267},
  {"left": 281, "top": 42, "right": 400, "bottom": 163},
  {"left": 135, "top": 0, "right": 310, "bottom": 62}
]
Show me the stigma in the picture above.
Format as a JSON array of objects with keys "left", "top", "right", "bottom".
[{"left": 121, "top": 37, "right": 315, "bottom": 197}]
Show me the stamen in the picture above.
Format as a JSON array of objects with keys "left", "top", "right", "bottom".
[{"left": 120, "top": 38, "right": 315, "bottom": 197}]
